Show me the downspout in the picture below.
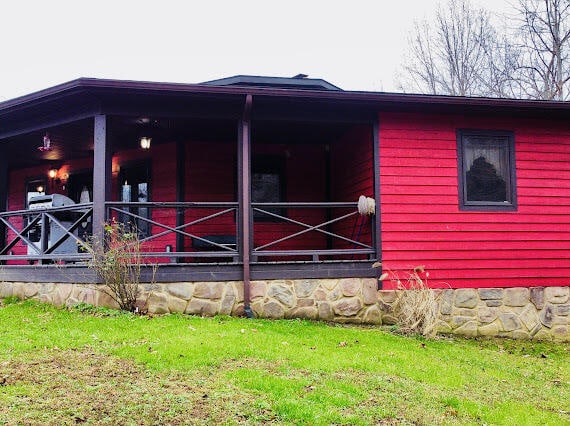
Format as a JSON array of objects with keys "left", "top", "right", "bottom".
[
  {"left": 239, "top": 94, "right": 254, "bottom": 318},
  {"left": 372, "top": 117, "right": 382, "bottom": 289}
]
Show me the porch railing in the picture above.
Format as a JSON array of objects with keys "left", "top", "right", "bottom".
[
  {"left": 0, "top": 203, "right": 93, "bottom": 262},
  {"left": 106, "top": 202, "right": 239, "bottom": 262},
  {"left": 0, "top": 201, "right": 375, "bottom": 264},
  {"left": 252, "top": 202, "right": 374, "bottom": 262}
]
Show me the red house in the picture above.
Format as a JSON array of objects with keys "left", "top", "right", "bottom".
[{"left": 0, "top": 76, "right": 568, "bottom": 340}]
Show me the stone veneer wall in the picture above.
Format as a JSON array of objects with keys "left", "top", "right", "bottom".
[{"left": 1, "top": 279, "right": 568, "bottom": 341}]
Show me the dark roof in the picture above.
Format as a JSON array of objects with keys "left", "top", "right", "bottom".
[{"left": 200, "top": 74, "right": 342, "bottom": 91}]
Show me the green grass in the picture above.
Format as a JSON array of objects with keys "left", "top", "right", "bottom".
[{"left": 0, "top": 299, "right": 568, "bottom": 425}]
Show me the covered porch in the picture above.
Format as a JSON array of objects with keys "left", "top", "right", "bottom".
[{"left": 0, "top": 79, "right": 380, "bottom": 284}]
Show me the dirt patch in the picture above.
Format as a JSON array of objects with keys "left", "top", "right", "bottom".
[{"left": 0, "top": 348, "right": 218, "bottom": 425}]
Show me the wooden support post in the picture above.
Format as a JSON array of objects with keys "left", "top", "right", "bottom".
[
  {"left": 238, "top": 94, "right": 253, "bottom": 317},
  {"left": 92, "top": 115, "right": 112, "bottom": 250}
]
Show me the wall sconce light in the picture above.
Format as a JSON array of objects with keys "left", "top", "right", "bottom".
[
  {"left": 48, "top": 168, "right": 58, "bottom": 179},
  {"left": 36, "top": 185, "right": 44, "bottom": 193},
  {"left": 140, "top": 136, "right": 152, "bottom": 150}
]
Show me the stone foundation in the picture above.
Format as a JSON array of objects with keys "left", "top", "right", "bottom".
[{"left": 1, "top": 279, "right": 568, "bottom": 341}]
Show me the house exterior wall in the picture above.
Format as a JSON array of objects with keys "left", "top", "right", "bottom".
[{"left": 379, "top": 112, "right": 570, "bottom": 289}]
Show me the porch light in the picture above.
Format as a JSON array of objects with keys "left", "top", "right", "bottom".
[
  {"left": 48, "top": 168, "right": 58, "bottom": 179},
  {"left": 36, "top": 185, "right": 44, "bottom": 193},
  {"left": 140, "top": 136, "right": 152, "bottom": 150},
  {"left": 38, "top": 134, "right": 52, "bottom": 152}
]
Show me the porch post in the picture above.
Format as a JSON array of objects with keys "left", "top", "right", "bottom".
[
  {"left": 238, "top": 94, "right": 253, "bottom": 318},
  {"left": 372, "top": 117, "right": 382, "bottom": 267},
  {"left": 92, "top": 115, "right": 112, "bottom": 248},
  {"left": 0, "top": 148, "right": 7, "bottom": 258}
]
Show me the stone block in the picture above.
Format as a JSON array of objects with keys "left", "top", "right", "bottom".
[
  {"left": 557, "top": 304, "right": 570, "bottom": 316},
  {"left": 545, "top": 287, "right": 569, "bottom": 304},
  {"left": 23, "top": 283, "right": 39, "bottom": 298},
  {"left": 294, "top": 280, "right": 318, "bottom": 298},
  {"left": 167, "top": 296, "right": 187, "bottom": 314},
  {"left": 327, "top": 286, "right": 342, "bottom": 302},
  {"left": 552, "top": 326, "right": 569, "bottom": 341},
  {"left": 314, "top": 290, "right": 327, "bottom": 301},
  {"left": 185, "top": 299, "right": 219, "bottom": 316},
  {"left": 263, "top": 301, "right": 285, "bottom": 319},
  {"left": 437, "top": 320, "right": 453, "bottom": 333},
  {"left": 499, "top": 313, "right": 521, "bottom": 332},
  {"left": 378, "top": 290, "right": 397, "bottom": 304},
  {"left": 485, "top": 300, "right": 502, "bottom": 307},
  {"left": 340, "top": 278, "right": 361, "bottom": 297},
  {"left": 0, "top": 282, "right": 14, "bottom": 298},
  {"left": 147, "top": 292, "right": 170, "bottom": 314},
  {"left": 519, "top": 304, "right": 540, "bottom": 332},
  {"left": 220, "top": 286, "right": 237, "bottom": 315},
  {"left": 451, "top": 316, "right": 473, "bottom": 328},
  {"left": 478, "top": 288, "right": 503, "bottom": 300},
  {"left": 165, "top": 283, "right": 193, "bottom": 300},
  {"left": 318, "top": 302, "right": 333, "bottom": 321},
  {"left": 478, "top": 322, "right": 500, "bottom": 337},
  {"left": 458, "top": 308, "right": 477, "bottom": 317},
  {"left": 96, "top": 291, "right": 119, "bottom": 309},
  {"left": 530, "top": 287, "right": 545, "bottom": 310},
  {"left": 193, "top": 282, "right": 224, "bottom": 299},
  {"left": 455, "top": 321, "right": 478, "bottom": 337},
  {"left": 268, "top": 283, "right": 295, "bottom": 308},
  {"left": 512, "top": 330, "right": 531, "bottom": 340},
  {"left": 533, "top": 329, "right": 554, "bottom": 341},
  {"left": 233, "top": 282, "right": 244, "bottom": 303},
  {"left": 290, "top": 306, "right": 318, "bottom": 320},
  {"left": 232, "top": 303, "right": 245, "bottom": 317},
  {"left": 439, "top": 289, "right": 454, "bottom": 315},
  {"left": 362, "top": 305, "right": 382, "bottom": 324},
  {"left": 540, "top": 304, "right": 555, "bottom": 328},
  {"left": 478, "top": 307, "right": 498, "bottom": 324},
  {"left": 504, "top": 288, "right": 529, "bottom": 307},
  {"left": 297, "top": 298, "right": 315, "bottom": 307},
  {"left": 333, "top": 297, "right": 362, "bottom": 317},
  {"left": 382, "top": 314, "right": 398, "bottom": 325},
  {"left": 362, "top": 279, "right": 378, "bottom": 304},
  {"left": 249, "top": 281, "right": 266, "bottom": 299},
  {"left": 454, "top": 289, "right": 478, "bottom": 308}
]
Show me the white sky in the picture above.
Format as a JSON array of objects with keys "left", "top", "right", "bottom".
[{"left": 0, "top": 0, "right": 511, "bottom": 101}]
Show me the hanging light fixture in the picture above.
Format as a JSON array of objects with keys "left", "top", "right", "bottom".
[
  {"left": 140, "top": 136, "right": 152, "bottom": 150},
  {"left": 38, "top": 134, "right": 52, "bottom": 152}
]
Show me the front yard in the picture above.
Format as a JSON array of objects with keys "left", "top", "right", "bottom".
[{"left": 0, "top": 299, "right": 568, "bottom": 425}]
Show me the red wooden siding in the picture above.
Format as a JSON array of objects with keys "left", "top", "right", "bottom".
[{"left": 379, "top": 112, "right": 570, "bottom": 289}]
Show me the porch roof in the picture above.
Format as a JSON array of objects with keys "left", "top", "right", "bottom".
[{"left": 3, "top": 76, "right": 570, "bottom": 122}]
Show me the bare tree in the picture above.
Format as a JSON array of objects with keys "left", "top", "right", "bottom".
[
  {"left": 515, "top": 0, "right": 570, "bottom": 100},
  {"left": 398, "top": 0, "right": 513, "bottom": 96}
]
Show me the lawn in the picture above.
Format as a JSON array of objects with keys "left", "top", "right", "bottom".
[{"left": 0, "top": 298, "right": 568, "bottom": 425}]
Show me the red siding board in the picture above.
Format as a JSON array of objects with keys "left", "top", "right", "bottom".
[{"left": 380, "top": 111, "right": 570, "bottom": 288}]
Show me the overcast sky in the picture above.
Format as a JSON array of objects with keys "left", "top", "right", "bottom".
[{"left": 1, "top": 0, "right": 511, "bottom": 101}]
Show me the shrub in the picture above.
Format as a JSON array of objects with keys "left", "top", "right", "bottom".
[
  {"left": 380, "top": 266, "right": 441, "bottom": 338},
  {"left": 84, "top": 221, "right": 154, "bottom": 312}
]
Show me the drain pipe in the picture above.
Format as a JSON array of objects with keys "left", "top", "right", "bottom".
[{"left": 240, "top": 94, "right": 254, "bottom": 318}]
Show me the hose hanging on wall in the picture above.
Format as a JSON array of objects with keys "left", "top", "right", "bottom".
[{"left": 351, "top": 195, "right": 376, "bottom": 257}]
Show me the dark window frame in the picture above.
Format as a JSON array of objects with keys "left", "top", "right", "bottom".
[
  {"left": 251, "top": 154, "right": 287, "bottom": 222},
  {"left": 457, "top": 129, "right": 517, "bottom": 211}
]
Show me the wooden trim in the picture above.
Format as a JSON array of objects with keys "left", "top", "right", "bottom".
[
  {"left": 0, "top": 150, "right": 7, "bottom": 260},
  {"left": 372, "top": 118, "right": 381, "bottom": 264},
  {"left": 176, "top": 140, "right": 185, "bottom": 254},
  {"left": 0, "top": 262, "right": 375, "bottom": 283}
]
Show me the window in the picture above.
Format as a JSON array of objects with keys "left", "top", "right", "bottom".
[
  {"left": 457, "top": 130, "right": 516, "bottom": 210},
  {"left": 118, "top": 162, "right": 151, "bottom": 237},
  {"left": 252, "top": 155, "right": 286, "bottom": 220}
]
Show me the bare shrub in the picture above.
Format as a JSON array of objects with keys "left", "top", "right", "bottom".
[
  {"left": 84, "top": 221, "right": 154, "bottom": 312},
  {"left": 381, "top": 266, "right": 441, "bottom": 338}
]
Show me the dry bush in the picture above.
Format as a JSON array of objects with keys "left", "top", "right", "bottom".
[
  {"left": 85, "top": 221, "right": 154, "bottom": 312},
  {"left": 381, "top": 266, "right": 441, "bottom": 338}
]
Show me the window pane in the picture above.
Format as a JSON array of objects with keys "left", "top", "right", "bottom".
[{"left": 464, "top": 136, "right": 509, "bottom": 203}]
